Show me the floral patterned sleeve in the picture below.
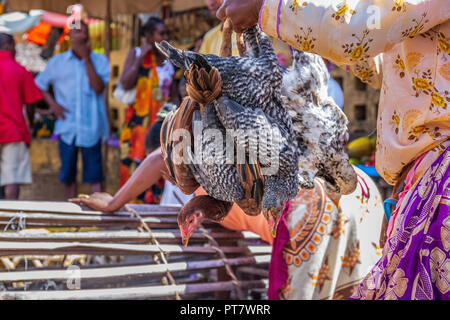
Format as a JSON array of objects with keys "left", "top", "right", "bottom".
[
  {"left": 336, "top": 53, "right": 383, "bottom": 89},
  {"left": 259, "top": 0, "right": 448, "bottom": 87}
]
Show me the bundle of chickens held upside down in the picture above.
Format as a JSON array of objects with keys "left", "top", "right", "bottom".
[{"left": 156, "top": 25, "right": 357, "bottom": 246}]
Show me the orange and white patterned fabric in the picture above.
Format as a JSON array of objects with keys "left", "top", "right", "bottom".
[
  {"left": 259, "top": 0, "right": 450, "bottom": 185},
  {"left": 279, "top": 167, "right": 384, "bottom": 299}
]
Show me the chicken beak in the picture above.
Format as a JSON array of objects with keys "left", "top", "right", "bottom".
[
  {"left": 264, "top": 208, "right": 283, "bottom": 239},
  {"left": 272, "top": 225, "right": 278, "bottom": 239},
  {"left": 271, "top": 226, "right": 277, "bottom": 238},
  {"left": 264, "top": 210, "right": 277, "bottom": 238},
  {"left": 273, "top": 212, "right": 283, "bottom": 238},
  {"left": 271, "top": 214, "right": 281, "bottom": 238},
  {"left": 182, "top": 235, "right": 190, "bottom": 247}
]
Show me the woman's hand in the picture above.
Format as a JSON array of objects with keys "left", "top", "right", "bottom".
[
  {"left": 216, "top": 0, "right": 263, "bottom": 33},
  {"left": 69, "top": 192, "right": 117, "bottom": 213},
  {"left": 139, "top": 38, "right": 153, "bottom": 60}
]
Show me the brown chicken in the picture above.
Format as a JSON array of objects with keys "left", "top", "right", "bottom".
[{"left": 175, "top": 21, "right": 267, "bottom": 245}]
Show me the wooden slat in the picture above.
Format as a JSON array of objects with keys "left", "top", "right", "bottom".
[
  {"left": 0, "top": 241, "right": 272, "bottom": 256},
  {"left": 0, "top": 201, "right": 94, "bottom": 214},
  {"left": 236, "top": 266, "right": 269, "bottom": 277},
  {"left": 0, "top": 201, "right": 181, "bottom": 215},
  {"left": 0, "top": 211, "right": 179, "bottom": 228},
  {"left": 0, "top": 230, "right": 261, "bottom": 243},
  {"left": 0, "top": 201, "right": 269, "bottom": 300},
  {"left": 123, "top": 204, "right": 182, "bottom": 213},
  {"left": 0, "top": 279, "right": 268, "bottom": 300},
  {"left": 0, "top": 210, "right": 180, "bottom": 217},
  {"left": 0, "top": 212, "right": 228, "bottom": 229},
  {"left": 0, "top": 255, "right": 271, "bottom": 282}
]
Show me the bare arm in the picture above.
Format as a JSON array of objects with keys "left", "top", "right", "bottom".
[
  {"left": 219, "top": 0, "right": 447, "bottom": 63},
  {"left": 121, "top": 39, "right": 154, "bottom": 90},
  {"left": 120, "top": 48, "right": 143, "bottom": 90},
  {"left": 69, "top": 147, "right": 166, "bottom": 212},
  {"left": 25, "top": 103, "right": 37, "bottom": 130},
  {"left": 84, "top": 55, "right": 105, "bottom": 94}
]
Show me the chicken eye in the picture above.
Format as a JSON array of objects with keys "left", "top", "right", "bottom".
[{"left": 189, "top": 218, "right": 194, "bottom": 225}]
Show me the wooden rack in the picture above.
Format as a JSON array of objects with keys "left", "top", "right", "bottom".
[{"left": 0, "top": 201, "right": 270, "bottom": 300}]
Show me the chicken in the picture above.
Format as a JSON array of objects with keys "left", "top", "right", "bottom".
[
  {"left": 187, "top": 100, "right": 266, "bottom": 210},
  {"left": 162, "top": 26, "right": 268, "bottom": 245},
  {"left": 183, "top": 64, "right": 265, "bottom": 216},
  {"left": 171, "top": 68, "right": 266, "bottom": 245},
  {"left": 155, "top": 26, "right": 299, "bottom": 234},
  {"left": 186, "top": 104, "right": 246, "bottom": 203},
  {"left": 281, "top": 49, "right": 357, "bottom": 195},
  {"left": 163, "top": 71, "right": 263, "bottom": 245},
  {"left": 173, "top": 67, "right": 273, "bottom": 244}
]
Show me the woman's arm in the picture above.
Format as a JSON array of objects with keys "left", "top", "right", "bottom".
[
  {"left": 69, "top": 147, "right": 166, "bottom": 212},
  {"left": 219, "top": 0, "right": 448, "bottom": 64},
  {"left": 119, "top": 48, "right": 142, "bottom": 90},
  {"left": 120, "top": 40, "right": 154, "bottom": 90}
]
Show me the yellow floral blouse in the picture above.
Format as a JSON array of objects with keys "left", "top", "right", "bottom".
[{"left": 259, "top": 0, "right": 450, "bottom": 185}]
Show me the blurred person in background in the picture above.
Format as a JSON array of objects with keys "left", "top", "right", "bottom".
[
  {"left": 118, "top": 17, "right": 179, "bottom": 203},
  {"left": 0, "top": 33, "right": 42, "bottom": 200},
  {"left": 35, "top": 21, "right": 110, "bottom": 199}
]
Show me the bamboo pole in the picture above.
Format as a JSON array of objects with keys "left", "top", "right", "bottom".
[
  {"left": 0, "top": 255, "right": 271, "bottom": 283},
  {"left": 0, "top": 201, "right": 180, "bottom": 215},
  {"left": 0, "top": 279, "right": 268, "bottom": 300},
  {"left": 236, "top": 266, "right": 269, "bottom": 277},
  {"left": 0, "top": 241, "right": 272, "bottom": 256},
  {"left": 0, "top": 230, "right": 258, "bottom": 243},
  {"left": 0, "top": 211, "right": 179, "bottom": 228}
]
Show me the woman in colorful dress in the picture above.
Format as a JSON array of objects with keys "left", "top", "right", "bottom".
[
  {"left": 218, "top": 0, "right": 450, "bottom": 300},
  {"left": 119, "top": 17, "right": 177, "bottom": 204}
]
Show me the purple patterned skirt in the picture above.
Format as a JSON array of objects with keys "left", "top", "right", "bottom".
[{"left": 350, "top": 146, "right": 450, "bottom": 300}]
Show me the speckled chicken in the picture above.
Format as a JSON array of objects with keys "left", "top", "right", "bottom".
[
  {"left": 281, "top": 49, "right": 357, "bottom": 195},
  {"left": 172, "top": 89, "right": 266, "bottom": 245},
  {"left": 156, "top": 26, "right": 299, "bottom": 230},
  {"left": 183, "top": 65, "right": 266, "bottom": 215}
]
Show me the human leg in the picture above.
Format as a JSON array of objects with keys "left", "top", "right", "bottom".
[
  {"left": 4, "top": 184, "right": 19, "bottom": 199},
  {"left": 0, "top": 142, "right": 32, "bottom": 200},
  {"left": 81, "top": 140, "right": 104, "bottom": 193},
  {"left": 58, "top": 138, "right": 78, "bottom": 199}
]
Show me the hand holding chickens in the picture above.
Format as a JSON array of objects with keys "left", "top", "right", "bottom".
[{"left": 216, "top": 0, "right": 264, "bottom": 33}]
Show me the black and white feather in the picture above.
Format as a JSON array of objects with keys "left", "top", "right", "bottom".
[
  {"left": 282, "top": 49, "right": 357, "bottom": 195},
  {"left": 156, "top": 26, "right": 300, "bottom": 215}
]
